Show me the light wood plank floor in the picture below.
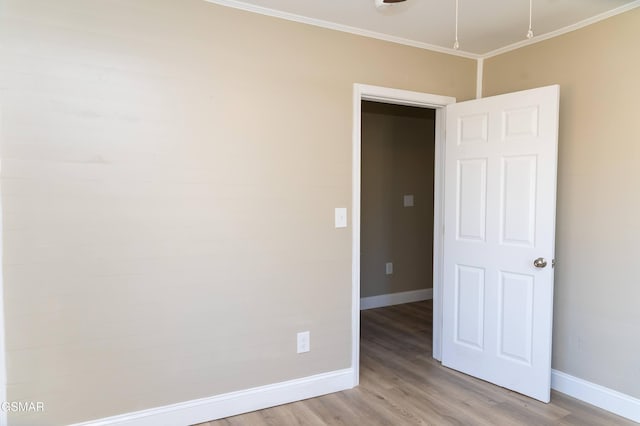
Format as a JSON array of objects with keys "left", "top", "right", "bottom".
[{"left": 198, "top": 301, "right": 635, "bottom": 425}]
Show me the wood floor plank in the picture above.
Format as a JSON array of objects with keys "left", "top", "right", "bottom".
[{"left": 198, "top": 301, "right": 635, "bottom": 425}]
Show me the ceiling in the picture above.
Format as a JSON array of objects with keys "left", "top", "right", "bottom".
[{"left": 207, "top": 0, "right": 639, "bottom": 57}]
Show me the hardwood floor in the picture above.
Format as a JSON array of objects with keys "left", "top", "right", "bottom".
[{"left": 198, "top": 301, "right": 635, "bottom": 425}]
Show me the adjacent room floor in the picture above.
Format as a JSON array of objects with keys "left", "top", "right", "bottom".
[{"left": 199, "top": 301, "right": 634, "bottom": 425}]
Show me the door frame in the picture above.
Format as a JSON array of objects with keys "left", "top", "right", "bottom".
[{"left": 351, "top": 84, "right": 455, "bottom": 385}]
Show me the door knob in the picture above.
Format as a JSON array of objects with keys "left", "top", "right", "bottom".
[{"left": 533, "top": 257, "right": 547, "bottom": 268}]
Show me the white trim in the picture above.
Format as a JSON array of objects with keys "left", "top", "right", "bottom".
[
  {"left": 475, "top": 58, "right": 483, "bottom": 99},
  {"left": 70, "top": 369, "right": 353, "bottom": 426},
  {"left": 203, "top": 0, "right": 479, "bottom": 59},
  {"left": 204, "top": 0, "right": 640, "bottom": 60},
  {"left": 0, "top": 124, "right": 7, "bottom": 426},
  {"left": 60, "top": 354, "right": 640, "bottom": 426},
  {"left": 431, "top": 104, "right": 447, "bottom": 362},
  {"left": 353, "top": 84, "right": 455, "bottom": 385},
  {"left": 552, "top": 369, "right": 640, "bottom": 423},
  {"left": 357, "top": 85, "right": 455, "bottom": 109},
  {"left": 483, "top": 1, "right": 640, "bottom": 58},
  {"left": 360, "top": 288, "right": 433, "bottom": 310},
  {"left": 352, "top": 86, "right": 362, "bottom": 387}
]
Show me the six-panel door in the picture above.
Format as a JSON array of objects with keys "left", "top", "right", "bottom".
[{"left": 442, "top": 85, "right": 560, "bottom": 402}]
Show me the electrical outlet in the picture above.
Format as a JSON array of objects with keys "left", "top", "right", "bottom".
[
  {"left": 297, "top": 331, "right": 310, "bottom": 353},
  {"left": 403, "top": 194, "right": 414, "bottom": 207}
]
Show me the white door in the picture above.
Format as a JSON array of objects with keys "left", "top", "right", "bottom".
[{"left": 441, "top": 85, "right": 560, "bottom": 402}]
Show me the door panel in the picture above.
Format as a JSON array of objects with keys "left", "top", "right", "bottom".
[
  {"left": 498, "top": 271, "right": 534, "bottom": 365},
  {"left": 454, "top": 265, "right": 485, "bottom": 351},
  {"left": 442, "top": 85, "right": 559, "bottom": 403},
  {"left": 459, "top": 113, "right": 489, "bottom": 144},
  {"left": 501, "top": 155, "right": 537, "bottom": 246},
  {"left": 457, "top": 159, "right": 487, "bottom": 241}
]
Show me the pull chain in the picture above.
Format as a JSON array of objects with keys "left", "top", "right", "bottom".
[
  {"left": 453, "top": 0, "right": 460, "bottom": 49},
  {"left": 527, "top": 0, "right": 534, "bottom": 39}
]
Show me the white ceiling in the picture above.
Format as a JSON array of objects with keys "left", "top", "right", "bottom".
[{"left": 207, "top": 0, "right": 639, "bottom": 57}]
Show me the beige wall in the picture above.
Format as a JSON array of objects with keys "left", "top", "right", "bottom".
[
  {"left": 484, "top": 8, "right": 640, "bottom": 399},
  {"left": 0, "top": 0, "right": 476, "bottom": 424},
  {"left": 361, "top": 102, "right": 435, "bottom": 298}
]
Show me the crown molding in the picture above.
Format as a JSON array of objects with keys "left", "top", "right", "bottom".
[
  {"left": 482, "top": 0, "right": 640, "bottom": 58},
  {"left": 205, "top": 0, "right": 640, "bottom": 61},
  {"left": 203, "top": 0, "right": 480, "bottom": 60}
]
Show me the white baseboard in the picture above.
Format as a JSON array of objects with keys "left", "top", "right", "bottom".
[
  {"left": 360, "top": 288, "right": 433, "bottom": 310},
  {"left": 551, "top": 369, "right": 640, "bottom": 423},
  {"left": 56, "top": 334, "right": 639, "bottom": 426},
  {"left": 71, "top": 368, "right": 354, "bottom": 426}
]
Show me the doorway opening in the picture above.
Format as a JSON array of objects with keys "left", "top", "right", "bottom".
[
  {"left": 359, "top": 100, "right": 436, "bottom": 383},
  {"left": 351, "top": 84, "right": 456, "bottom": 386},
  {"left": 359, "top": 101, "right": 436, "bottom": 309}
]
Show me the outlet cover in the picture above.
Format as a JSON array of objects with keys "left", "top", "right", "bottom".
[
  {"left": 403, "top": 194, "right": 414, "bottom": 207},
  {"left": 297, "top": 331, "right": 310, "bottom": 353},
  {"left": 385, "top": 262, "right": 393, "bottom": 275}
]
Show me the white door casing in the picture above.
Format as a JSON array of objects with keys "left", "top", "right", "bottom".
[
  {"left": 352, "top": 84, "right": 455, "bottom": 387},
  {"left": 441, "top": 85, "right": 560, "bottom": 402}
]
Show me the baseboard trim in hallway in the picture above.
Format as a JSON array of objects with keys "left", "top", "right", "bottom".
[{"left": 360, "top": 288, "right": 433, "bottom": 310}]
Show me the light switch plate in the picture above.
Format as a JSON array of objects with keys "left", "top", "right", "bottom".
[
  {"left": 385, "top": 262, "right": 393, "bottom": 275},
  {"left": 335, "top": 207, "right": 347, "bottom": 228},
  {"left": 403, "top": 194, "right": 414, "bottom": 207}
]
